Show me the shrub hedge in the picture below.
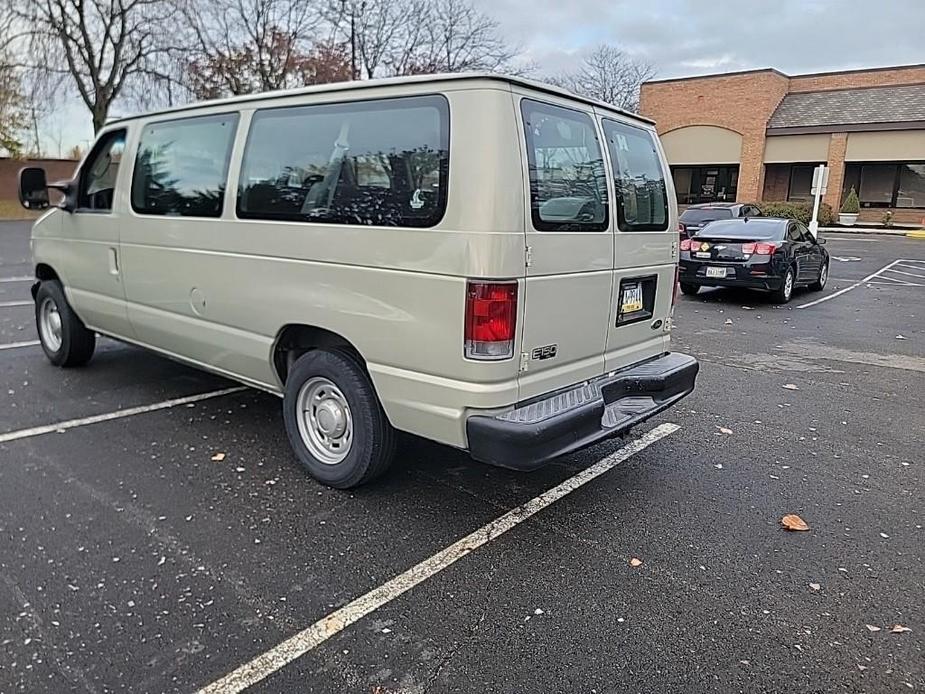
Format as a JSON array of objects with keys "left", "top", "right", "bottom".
[{"left": 743, "top": 201, "right": 836, "bottom": 227}]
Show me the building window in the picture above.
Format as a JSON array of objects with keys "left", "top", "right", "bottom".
[
  {"left": 787, "top": 165, "right": 817, "bottom": 203},
  {"left": 898, "top": 164, "right": 925, "bottom": 208},
  {"left": 671, "top": 165, "right": 738, "bottom": 205},
  {"left": 842, "top": 162, "right": 925, "bottom": 209},
  {"left": 132, "top": 114, "right": 238, "bottom": 217},
  {"left": 762, "top": 163, "right": 825, "bottom": 203},
  {"left": 237, "top": 95, "right": 449, "bottom": 228}
]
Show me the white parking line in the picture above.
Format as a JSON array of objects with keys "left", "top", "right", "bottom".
[
  {"left": 0, "top": 276, "right": 32, "bottom": 283},
  {"left": 197, "top": 422, "right": 680, "bottom": 694},
  {"left": 0, "top": 300, "right": 31, "bottom": 308},
  {"left": 0, "top": 387, "right": 247, "bottom": 445},
  {"left": 885, "top": 267, "right": 925, "bottom": 280},
  {"left": 797, "top": 259, "right": 903, "bottom": 309},
  {"left": 0, "top": 340, "right": 40, "bottom": 351}
]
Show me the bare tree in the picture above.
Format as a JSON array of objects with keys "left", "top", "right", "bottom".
[
  {"left": 411, "top": 0, "right": 520, "bottom": 74},
  {"left": 0, "top": 61, "right": 26, "bottom": 156},
  {"left": 176, "top": 0, "right": 329, "bottom": 97},
  {"left": 12, "top": 0, "right": 179, "bottom": 132},
  {"left": 329, "top": 0, "right": 524, "bottom": 79},
  {"left": 552, "top": 44, "right": 655, "bottom": 112}
]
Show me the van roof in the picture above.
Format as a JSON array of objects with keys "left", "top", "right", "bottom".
[{"left": 107, "top": 72, "right": 654, "bottom": 126}]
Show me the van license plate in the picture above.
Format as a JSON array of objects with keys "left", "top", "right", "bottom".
[
  {"left": 706, "top": 267, "right": 727, "bottom": 278},
  {"left": 621, "top": 284, "right": 643, "bottom": 313}
]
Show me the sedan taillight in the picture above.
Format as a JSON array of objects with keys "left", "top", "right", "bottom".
[{"left": 755, "top": 242, "right": 777, "bottom": 255}]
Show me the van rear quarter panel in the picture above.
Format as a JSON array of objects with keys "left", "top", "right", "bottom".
[{"left": 118, "top": 84, "right": 527, "bottom": 447}]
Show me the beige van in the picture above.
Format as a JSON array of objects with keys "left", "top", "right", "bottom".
[{"left": 19, "top": 74, "right": 698, "bottom": 488}]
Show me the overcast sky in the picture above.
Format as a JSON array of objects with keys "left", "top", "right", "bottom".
[
  {"left": 480, "top": 0, "right": 925, "bottom": 78},
  {"left": 43, "top": 0, "right": 925, "bottom": 154}
]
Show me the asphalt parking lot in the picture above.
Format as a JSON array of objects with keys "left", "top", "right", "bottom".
[{"left": 0, "top": 220, "right": 923, "bottom": 694}]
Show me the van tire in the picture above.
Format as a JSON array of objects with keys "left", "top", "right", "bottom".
[
  {"left": 283, "top": 349, "right": 396, "bottom": 489},
  {"left": 34, "top": 280, "right": 96, "bottom": 367},
  {"left": 679, "top": 283, "right": 700, "bottom": 296}
]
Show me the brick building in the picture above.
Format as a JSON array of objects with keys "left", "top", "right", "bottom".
[{"left": 640, "top": 64, "right": 925, "bottom": 225}]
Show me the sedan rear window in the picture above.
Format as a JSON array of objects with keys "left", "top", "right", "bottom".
[
  {"left": 693, "top": 219, "right": 784, "bottom": 239},
  {"left": 680, "top": 208, "right": 733, "bottom": 224}
]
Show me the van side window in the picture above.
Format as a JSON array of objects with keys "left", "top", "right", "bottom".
[
  {"left": 601, "top": 119, "right": 669, "bottom": 232},
  {"left": 521, "top": 99, "right": 608, "bottom": 232},
  {"left": 237, "top": 95, "right": 449, "bottom": 228},
  {"left": 78, "top": 129, "right": 126, "bottom": 211},
  {"left": 131, "top": 113, "right": 238, "bottom": 218}
]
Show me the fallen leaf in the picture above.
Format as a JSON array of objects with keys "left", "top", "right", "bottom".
[
  {"left": 858, "top": 664, "right": 868, "bottom": 671},
  {"left": 210, "top": 452, "right": 226, "bottom": 462},
  {"left": 809, "top": 583, "right": 821, "bottom": 591},
  {"left": 718, "top": 427, "right": 734, "bottom": 435},
  {"left": 891, "top": 624, "right": 912, "bottom": 634},
  {"left": 782, "top": 383, "right": 800, "bottom": 391},
  {"left": 865, "top": 624, "right": 881, "bottom": 632},
  {"left": 781, "top": 514, "right": 810, "bottom": 531},
  {"left": 629, "top": 557, "right": 643, "bottom": 567},
  {"left": 742, "top": 306, "right": 754, "bottom": 310},
  {"left": 724, "top": 319, "right": 734, "bottom": 325},
  {"left": 895, "top": 335, "right": 907, "bottom": 340}
]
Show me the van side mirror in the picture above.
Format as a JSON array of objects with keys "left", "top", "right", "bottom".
[{"left": 19, "top": 167, "right": 50, "bottom": 210}]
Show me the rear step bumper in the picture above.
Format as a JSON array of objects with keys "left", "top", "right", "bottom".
[{"left": 467, "top": 352, "right": 699, "bottom": 471}]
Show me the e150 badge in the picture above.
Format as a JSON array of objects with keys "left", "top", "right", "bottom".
[{"left": 531, "top": 344, "right": 558, "bottom": 361}]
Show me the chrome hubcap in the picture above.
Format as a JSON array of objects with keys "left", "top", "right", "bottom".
[
  {"left": 39, "top": 297, "right": 63, "bottom": 352},
  {"left": 820, "top": 264, "right": 828, "bottom": 287},
  {"left": 296, "top": 377, "right": 353, "bottom": 464},
  {"left": 784, "top": 272, "right": 793, "bottom": 300}
]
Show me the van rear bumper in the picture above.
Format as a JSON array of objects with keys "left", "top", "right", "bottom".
[{"left": 466, "top": 352, "right": 698, "bottom": 471}]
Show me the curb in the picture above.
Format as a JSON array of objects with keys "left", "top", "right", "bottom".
[
  {"left": 906, "top": 231, "right": 925, "bottom": 240},
  {"left": 818, "top": 226, "right": 916, "bottom": 236}
]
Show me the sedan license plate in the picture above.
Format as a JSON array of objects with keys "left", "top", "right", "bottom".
[
  {"left": 706, "top": 266, "right": 727, "bottom": 279},
  {"left": 620, "top": 284, "right": 643, "bottom": 313}
]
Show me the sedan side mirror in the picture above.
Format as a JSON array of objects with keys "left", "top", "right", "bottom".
[
  {"left": 818, "top": 237, "right": 827, "bottom": 245},
  {"left": 18, "top": 167, "right": 50, "bottom": 210}
]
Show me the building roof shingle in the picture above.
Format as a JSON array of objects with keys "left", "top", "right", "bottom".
[{"left": 768, "top": 84, "right": 925, "bottom": 129}]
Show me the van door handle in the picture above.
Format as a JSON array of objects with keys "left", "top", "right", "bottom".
[{"left": 108, "top": 247, "right": 120, "bottom": 276}]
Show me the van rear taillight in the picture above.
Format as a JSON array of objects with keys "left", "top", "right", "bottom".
[
  {"left": 464, "top": 281, "right": 517, "bottom": 360},
  {"left": 672, "top": 265, "right": 680, "bottom": 306}
]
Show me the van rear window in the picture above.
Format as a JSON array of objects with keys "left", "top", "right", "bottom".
[
  {"left": 521, "top": 99, "right": 608, "bottom": 232},
  {"left": 237, "top": 95, "right": 449, "bottom": 228},
  {"left": 602, "top": 119, "right": 669, "bottom": 232}
]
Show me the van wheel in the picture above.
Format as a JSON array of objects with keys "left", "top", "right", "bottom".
[
  {"left": 283, "top": 350, "right": 396, "bottom": 489},
  {"left": 35, "top": 280, "right": 96, "bottom": 367},
  {"left": 679, "top": 283, "right": 700, "bottom": 296}
]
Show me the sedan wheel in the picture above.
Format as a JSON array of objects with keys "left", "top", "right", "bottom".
[
  {"left": 810, "top": 262, "right": 828, "bottom": 291},
  {"left": 774, "top": 267, "right": 795, "bottom": 304}
]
